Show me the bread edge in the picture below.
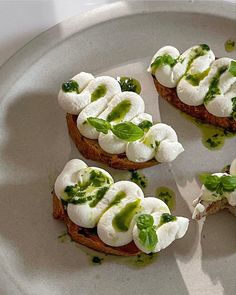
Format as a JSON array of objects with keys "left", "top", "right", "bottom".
[
  {"left": 153, "top": 76, "right": 236, "bottom": 132},
  {"left": 66, "top": 113, "right": 158, "bottom": 170},
  {"left": 53, "top": 193, "right": 141, "bottom": 256}
]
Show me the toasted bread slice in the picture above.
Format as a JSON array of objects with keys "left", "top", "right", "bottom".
[
  {"left": 194, "top": 199, "right": 236, "bottom": 220},
  {"left": 153, "top": 76, "right": 236, "bottom": 132},
  {"left": 66, "top": 113, "right": 158, "bottom": 170},
  {"left": 53, "top": 193, "right": 141, "bottom": 256}
]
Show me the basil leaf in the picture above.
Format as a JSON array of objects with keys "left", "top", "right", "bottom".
[
  {"left": 87, "top": 117, "right": 111, "bottom": 134},
  {"left": 229, "top": 60, "right": 236, "bottom": 77},
  {"left": 151, "top": 54, "right": 177, "bottom": 74},
  {"left": 111, "top": 122, "right": 144, "bottom": 142},
  {"left": 138, "top": 120, "right": 153, "bottom": 132},
  {"left": 221, "top": 175, "right": 236, "bottom": 192},
  {"left": 138, "top": 228, "right": 158, "bottom": 251},
  {"left": 199, "top": 173, "right": 211, "bottom": 184},
  {"left": 203, "top": 175, "right": 221, "bottom": 191},
  {"left": 62, "top": 80, "right": 79, "bottom": 93},
  {"left": 137, "top": 214, "right": 154, "bottom": 230},
  {"left": 159, "top": 213, "right": 177, "bottom": 227}
]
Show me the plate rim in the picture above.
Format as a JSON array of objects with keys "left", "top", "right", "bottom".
[{"left": 0, "top": 0, "right": 235, "bottom": 98}]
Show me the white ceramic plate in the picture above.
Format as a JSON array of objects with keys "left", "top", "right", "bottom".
[{"left": 0, "top": 1, "right": 236, "bottom": 294}]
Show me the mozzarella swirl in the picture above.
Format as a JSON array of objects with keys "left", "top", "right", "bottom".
[
  {"left": 55, "top": 159, "right": 189, "bottom": 253},
  {"left": 58, "top": 73, "right": 184, "bottom": 163},
  {"left": 149, "top": 45, "right": 236, "bottom": 119}
]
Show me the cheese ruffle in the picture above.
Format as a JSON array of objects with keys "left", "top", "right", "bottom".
[
  {"left": 149, "top": 45, "right": 236, "bottom": 119},
  {"left": 58, "top": 73, "right": 184, "bottom": 163},
  {"left": 55, "top": 159, "right": 189, "bottom": 253}
]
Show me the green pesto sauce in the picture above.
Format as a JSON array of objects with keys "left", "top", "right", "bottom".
[
  {"left": 63, "top": 168, "right": 112, "bottom": 205},
  {"left": 89, "top": 186, "right": 110, "bottom": 208},
  {"left": 130, "top": 170, "right": 147, "bottom": 189},
  {"left": 151, "top": 54, "right": 177, "bottom": 74},
  {"left": 159, "top": 213, "right": 176, "bottom": 227},
  {"left": 224, "top": 39, "right": 235, "bottom": 52},
  {"left": 117, "top": 76, "right": 141, "bottom": 94},
  {"left": 112, "top": 199, "right": 141, "bottom": 232},
  {"left": 185, "top": 68, "right": 210, "bottom": 86},
  {"left": 92, "top": 256, "right": 103, "bottom": 265},
  {"left": 204, "top": 65, "right": 228, "bottom": 104},
  {"left": 107, "top": 99, "right": 131, "bottom": 122},
  {"left": 133, "top": 253, "right": 158, "bottom": 267},
  {"left": 181, "top": 112, "right": 236, "bottom": 150},
  {"left": 186, "top": 44, "right": 210, "bottom": 73},
  {"left": 57, "top": 231, "right": 71, "bottom": 243},
  {"left": 138, "top": 120, "right": 153, "bottom": 132},
  {"left": 156, "top": 187, "right": 175, "bottom": 210},
  {"left": 91, "top": 84, "right": 107, "bottom": 102},
  {"left": 107, "top": 191, "right": 126, "bottom": 209},
  {"left": 62, "top": 80, "right": 79, "bottom": 93}
]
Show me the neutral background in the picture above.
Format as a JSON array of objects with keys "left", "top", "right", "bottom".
[{"left": 0, "top": 0, "right": 235, "bottom": 66}]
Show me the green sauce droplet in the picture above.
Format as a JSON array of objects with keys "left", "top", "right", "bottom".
[
  {"left": 159, "top": 213, "right": 176, "bottom": 227},
  {"left": 62, "top": 80, "right": 79, "bottom": 93},
  {"left": 107, "top": 191, "right": 126, "bottom": 209},
  {"left": 156, "top": 187, "right": 175, "bottom": 210},
  {"left": 112, "top": 199, "right": 141, "bottom": 232},
  {"left": 117, "top": 76, "right": 141, "bottom": 94},
  {"left": 92, "top": 256, "right": 103, "bottom": 265},
  {"left": 185, "top": 68, "right": 210, "bottom": 86},
  {"left": 224, "top": 39, "right": 235, "bottom": 52},
  {"left": 63, "top": 168, "right": 113, "bottom": 205},
  {"left": 130, "top": 170, "right": 147, "bottom": 189},
  {"left": 185, "top": 44, "right": 210, "bottom": 73},
  {"left": 91, "top": 84, "right": 107, "bottom": 102},
  {"left": 133, "top": 253, "right": 158, "bottom": 267},
  {"left": 107, "top": 99, "right": 132, "bottom": 122},
  {"left": 204, "top": 65, "right": 228, "bottom": 104},
  {"left": 181, "top": 113, "right": 236, "bottom": 150}
]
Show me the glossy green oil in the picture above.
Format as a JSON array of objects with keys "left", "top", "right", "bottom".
[
  {"left": 159, "top": 213, "right": 176, "bottom": 227},
  {"left": 63, "top": 168, "right": 112, "bottom": 205},
  {"left": 57, "top": 231, "right": 158, "bottom": 268},
  {"left": 156, "top": 187, "right": 175, "bottom": 210},
  {"left": 130, "top": 170, "right": 147, "bottom": 189},
  {"left": 117, "top": 76, "right": 141, "bottom": 94},
  {"left": 112, "top": 199, "right": 141, "bottom": 232},
  {"left": 91, "top": 84, "right": 107, "bottom": 102},
  {"left": 185, "top": 68, "right": 210, "bottom": 86},
  {"left": 224, "top": 39, "right": 235, "bottom": 52},
  {"left": 107, "top": 99, "right": 131, "bottom": 122},
  {"left": 107, "top": 191, "right": 126, "bottom": 209},
  {"left": 204, "top": 65, "right": 228, "bottom": 104},
  {"left": 181, "top": 113, "right": 236, "bottom": 150}
]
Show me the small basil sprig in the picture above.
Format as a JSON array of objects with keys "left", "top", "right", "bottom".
[
  {"left": 87, "top": 117, "right": 144, "bottom": 142},
  {"left": 87, "top": 117, "right": 111, "bottom": 134},
  {"left": 137, "top": 214, "right": 158, "bottom": 251},
  {"left": 199, "top": 173, "right": 236, "bottom": 194}
]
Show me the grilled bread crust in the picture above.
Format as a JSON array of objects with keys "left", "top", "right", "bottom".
[
  {"left": 53, "top": 193, "right": 141, "bottom": 256},
  {"left": 66, "top": 113, "right": 158, "bottom": 170},
  {"left": 153, "top": 76, "right": 236, "bottom": 132}
]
